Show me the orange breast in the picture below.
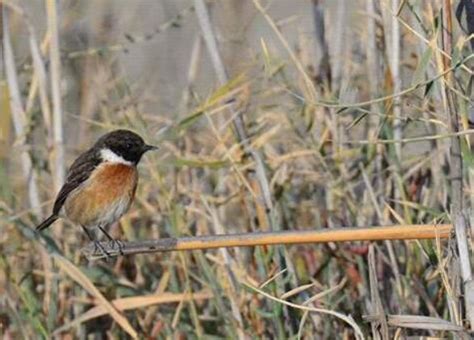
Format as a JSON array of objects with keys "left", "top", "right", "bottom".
[{"left": 64, "top": 163, "right": 138, "bottom": 227}]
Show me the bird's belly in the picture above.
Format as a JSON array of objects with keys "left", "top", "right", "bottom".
[{"left": 64, "top": 163, "right": 138, "bottom": 227}]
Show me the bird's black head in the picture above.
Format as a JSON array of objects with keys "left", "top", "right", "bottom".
[{"left": 96, "top": 129, "right": 157, "bottom": 165}]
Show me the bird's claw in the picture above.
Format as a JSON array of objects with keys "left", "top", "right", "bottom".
[
  {"left": 108, "top": 239, "right": 125, "bottom": 256},
  {"left": 93, "top": 241, "right": 111, "bottom": 258}
]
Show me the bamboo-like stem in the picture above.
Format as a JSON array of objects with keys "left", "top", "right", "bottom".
[
  {"left": 83, "top": 224, "right": 452, "bottom": 260},
  {"left": 368, "top": 245, "right": 389, "bottom": 338},
  {"left": 46, "top": 0, "right": 65, "bottom": 193},
  {"left": 2, "top": 8, "right": 55, "bottom": 319},
  {"left": 365, "top": 0, "right": 386, "bottom": 235},
  {"left": 391, "top": 0, "right": 402, "bottom": 160},
  {"left": 193, "top": 0, "right": 227, "bottom": 85},
  {"left": 192, "top": 3, "right": 273, "bottom": 335},
  {"left": 366, "top": 2, "right": 406, "bottom": 308},
  {"left": 201, "top": 198, "right": 245, "bottom": 338},
  {"left": 193, "top": 0, "right": 275, "bottom": 230},
  {"left": 179, "top": 34, "right": 202, "bottom": 112},
  {"left": 332, "top": 0, "right": 345, "bottom": 94},
  {"left": 311, "top": 0, "right": 331, "bottom": 87},
  {"left": 366, "top": 0, "right": 379, "bottom": 109},
  {"left": 2, "top": 7, "right": 42, "bottom": 215},
  {"left": 28, "top": 27, "right": 53, "bottom": 152},
  {"left": 441, "top": 0, "right": 474, "bottom": 330}
]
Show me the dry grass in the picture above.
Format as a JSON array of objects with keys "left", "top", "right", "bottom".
[{"left": 1, "top": 0, "right": 474, "bottom": 338}]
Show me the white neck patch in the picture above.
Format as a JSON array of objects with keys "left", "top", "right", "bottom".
[{"left": 100, "top": 148, "right": 132, "bottom": 165}]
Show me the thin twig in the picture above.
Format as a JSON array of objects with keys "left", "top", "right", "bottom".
[
  {"left": 82, "top": 224, "right": 452, "bottom": 260},
  {"left": 286, "top": 53, "right": 474, "bottom": 109},
  {"left": 389, "top": 2, "right": 473, "bottom": 76},
  {"left": 243, "top": 281, "right": 365, "bottom": 339},
  {"left": 344, "top": 129, "right": 474, "bottom": 145},
  {"left": 65, "top": 5, "right": 195, "bottom": 59},
  {"left": 253, "top": 0, "right": 317, "bottom": 102}
]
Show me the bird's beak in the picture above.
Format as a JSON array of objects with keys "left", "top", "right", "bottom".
[{"left": 144, "top": 144, "right": 159, "bottom": 152}]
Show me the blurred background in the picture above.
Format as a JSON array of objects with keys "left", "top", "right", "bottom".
[{"left": 1, "top": 0, "right": 473, "bottom": 338}]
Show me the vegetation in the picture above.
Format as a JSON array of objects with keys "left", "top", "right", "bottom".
[{"left": 1, "top": 0, "right": 473, "bottom": 338}]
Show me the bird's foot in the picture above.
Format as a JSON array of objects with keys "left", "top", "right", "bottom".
[
  {"left": 93, "top": 241, "right": 111, "bottom": 259},
  {"left": 108, "top": 239, "right": 124, "bottom": 256}
]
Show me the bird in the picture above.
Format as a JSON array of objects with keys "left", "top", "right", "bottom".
[{"left": 36, "top": 129, "right": 157, "bottom": 256}]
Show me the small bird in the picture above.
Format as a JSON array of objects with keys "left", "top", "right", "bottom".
[{"left": 36, "top": 129, "right": 157, "bottom": 255}]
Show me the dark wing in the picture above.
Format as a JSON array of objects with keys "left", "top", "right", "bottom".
[{"left": 52, "top": 148, "right": 101, "bottom": 214}]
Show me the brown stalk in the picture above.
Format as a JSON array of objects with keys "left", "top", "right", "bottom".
[{"left": 83, "top": 224, "right": 452, "bottom": 260}]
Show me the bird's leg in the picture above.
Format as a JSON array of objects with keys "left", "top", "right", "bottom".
[
  {"left": 98, "top": 224, "right": 124, "bottom": 256},
  {"left": 81, "top": 225, "right": 110, "bottom": 258}
]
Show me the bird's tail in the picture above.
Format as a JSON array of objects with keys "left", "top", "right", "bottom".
[{"left": 36, "top": 214, "right": 58, "bottom": 231}]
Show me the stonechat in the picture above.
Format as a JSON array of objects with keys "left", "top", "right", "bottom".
[{"left": 36, "top": 129, "right": 157, "bottom": 255}]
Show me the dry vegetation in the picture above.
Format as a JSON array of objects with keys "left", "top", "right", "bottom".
[{"left": 1, "top": 0, "right": 474, "bottom": 338}]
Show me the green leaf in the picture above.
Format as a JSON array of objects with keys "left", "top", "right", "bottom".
[
  {"left": 451, "top": 46, "right": 463, "bottom": 68},
  {"left": 424, "top": 81, "right": 434, "bottom": 97},
  {"left": 177, "top": 109, "right": 204, "bottom": 131},
  {"left": 346, "top": 111, "right": 368, "bottom": 130},
  {"left": 206, "top": 72, "right": 246, "bottom": 106},
  {"left": 176, "top": 72, "right": 247, "bottom": 132},
  {"left": 461, "top": 136, "right": 474, "bottom": 168},
  {"left": 412, "top": 47, "right": 433, "bottom": 85},
  {"left": 336, "top": 107, "right": 348, "bottom": 114}
]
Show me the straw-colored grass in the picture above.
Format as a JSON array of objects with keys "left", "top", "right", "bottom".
[{"left": 1, "top": 0, "right": 473, "bottom": 338}]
